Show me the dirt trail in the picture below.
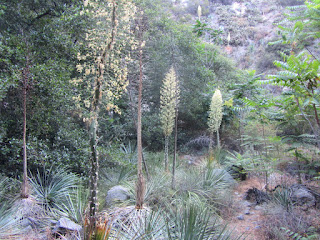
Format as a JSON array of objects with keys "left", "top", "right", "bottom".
[{"left": 227, "top": 177, "right": 268, "bottom": 240}]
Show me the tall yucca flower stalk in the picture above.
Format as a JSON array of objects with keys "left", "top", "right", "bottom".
[
  {"left": 160, "top": 67, "right": 179, "bottom": 172},
  {"left": 197, "top": 5, "right": 202, "bottom": 21},
  {"left": 208, "top": 89, "right": 223, "bottom": 162}
]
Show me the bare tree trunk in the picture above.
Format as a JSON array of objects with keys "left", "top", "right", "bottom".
[
  {"left": 21, "top": 55, "right": 30, "bottom": 198},
  {"left": 127, "top": 78, "right": 149, "bottom": 180},
  {"left": 88, "top": 116, "right": 99, "bottom": 219},
  {"left": 313, "top": 103, "right": 320, "bottom": 127},
  {"left": 262, "top": 123, "right": 268, "bottom": 156},
  {"left": 172, "top": 109, "right": 178, "bottom": 189},
  {"left": 86, "top": 1, "right": 118, "bottom": 234},
  {"left": 216, "top": 130, "right": 220, "bottom": 149},
  {"left": 136, "top": 19, "right": 145, "bottom": 209},
  {"left": 209, "top": 132, "right": 213, "bottom": 164},
  {"left": 164, "top": 136, "right": 169, "bottom": 172}
]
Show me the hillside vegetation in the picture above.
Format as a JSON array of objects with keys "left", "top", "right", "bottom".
[{"left": 0, "top": 0, "right": 319, "bottom": 239}]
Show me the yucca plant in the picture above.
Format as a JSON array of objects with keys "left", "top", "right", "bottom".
[
  {"left": 273, "top": 187, "right": 293, "bottom": 212},
  {"left": 84, "top": 215, "right": 112, "bottom": 240},
  {"left": 0, "top": 203, "right": 24, "bottom": 239},
  {"left": 100, "top": 166, "right": 134, "bottom": 188},
  {"left": 114, "top": 208, "right": 167, "bottom": 240},
  {"left": 120, "top": 141, "right": 137, "bottom": 164},
  {"left": 166, "top": 201, "right": 236, "bottom": 240},
  {"left": 125, "top": 172, "right": 171, "bottom": 207},
  {"left": 29, "top": 166, "right": 79, "bottom": 212},
  {"left": 0, "top": 175, "right": 8, "bottom": 202},
  {"left": 208, "top": 89, "right": 223, "bottom": 164},
  {"left": 55, "top": 184, "right": 88, "bottom": 224},
  {"left": 174, "top": 166, "right": 233, "bottom": 211},
  {"left": 203, "top": 167, "right": 234, "bottom": 190},
  {"left": 160, "top": 67, "right": 179, "bottom": 172},
  {"left": 176, "top": 168, "right": 203, "bottom": 196}
]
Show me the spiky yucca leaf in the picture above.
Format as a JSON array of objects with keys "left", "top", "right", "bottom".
[
  {"left": 166, "top": 201, "right": 236, "bottom": 240},
  {"left": 0, "top": 203, "right": 25, "bottom": 239},
  {"left": 115, "top": 208, "right": 168, "bottom": 240},
  {"left": 125, "top": 172, "right": 171, "bottom": 206},
  {"left": 29, "top": 167, "right": 79, "bottom": 212},
  {"left": 0, "top": 175, "right": 8, "bottom": 202},
  {"left": 55, "top": 185, "right": 88, "bottom": 224}
]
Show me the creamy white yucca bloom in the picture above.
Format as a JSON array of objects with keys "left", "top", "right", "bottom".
[
  {"left": 208, "top": 89, "right": 222, "bottom": 133},
  {"left": 198, "top": 5, "right": 202, "bottom": 20},
  {"left": 160, "top": 67, "right": 179, "bottom": 137},
  {"left": 160, "top": 67, "right": 179, "bottom": 171}
]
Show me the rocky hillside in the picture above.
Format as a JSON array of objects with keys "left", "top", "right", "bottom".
[{"left": 171, "top": 0, "right": 305, "bottom": 74}]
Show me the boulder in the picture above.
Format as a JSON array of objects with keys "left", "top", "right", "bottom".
[
  {"left": 56, "top": 217, "right": 82, "bottom": 232},
  {"left": 105, "top": 185, "right": 130, "bottom": 206},
  {"left": 245, "top": 187, "right": 270, "bottom": 205},
  {"left": 290, "top": 184, "right": 316, "bottom": 207}
]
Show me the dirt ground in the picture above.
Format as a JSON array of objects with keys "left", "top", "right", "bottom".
[
  {"left": 227, "top": 176, "right": 268, "bottom": 240},
  {"left": 225, "top": 173, "right": 320, "bottom": 240}
]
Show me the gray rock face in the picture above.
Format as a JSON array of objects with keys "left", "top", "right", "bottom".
[
  {"left": 105, "top": 185, "right": 130, "bottom": 206},
  {"left": 290, "top": 185, "right": 316, "bottom": 207},
  {"left": 254, "top": 205, "right": 264, "bottom": 211},
  {"left": 243, "top": 200, "right": 252, "bottom": 207},
  {"left": 57, "top": 217, "right": 82, "bottom": 232},
  {"left": 245, "top": 187, "right": 270, "bottom": 205}
]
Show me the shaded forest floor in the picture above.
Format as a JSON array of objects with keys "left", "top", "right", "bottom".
[
  {"left": 227, "top": 177, "right": 269, "bottom": 240},
  {"left": 225, "top": 173, "right": 320, "bottom": 240}
]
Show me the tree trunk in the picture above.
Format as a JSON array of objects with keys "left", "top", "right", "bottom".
[
  {"left": 216, "top": 129, "right": 220, "bottom": 148},
  {"left": 88, "top": 116, "right": 99, "bottom": 223},
  {"left": 208, "top": 132, "right": 214, "bottom": 165},
  {"left": 164, "top": 136, "right": 169, "bottom": 172},
  {"left": 262, "top": 123, "right": 268, "bottom": 156},
  {"left": 136, "top": 20, "right": 145, "bottom": 209},
  {"left": 172, "top": 109, "right": 178, "bottom": 189},
  {"left": 313, "top": 103, "right": 320, "bottom": 127},
  {"left": 21, "top": 60, "right": 29, "bottom": 198},
  {"left": 127, "top": 78, "right": 149, "bottom": 180},
  {"left": 86, "top": 1, "right": 118, "bottom": 234}
]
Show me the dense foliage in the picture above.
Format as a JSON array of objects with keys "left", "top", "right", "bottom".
[{"left": 0, "top": 0, "right": 319, "bottom": 239}]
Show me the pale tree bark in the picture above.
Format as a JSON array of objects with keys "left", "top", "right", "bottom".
[
  {"left": 136, "top": 14, "right": 146, "bottom": 209},
  {"left": 127, "top": 77, "right": 149, "bottom": 180},
  {"left": 164, "top": 136, "right": 169, "bottom": 172},
  {"left": 87, "top": 1, "right": 118, "bottom": 233},
  {"left": 171, "top": 66, "right": 179, "bottom": 188},
  {"left": 209, "top": 132, "right": 214, "bottom": 164},
  {"left": 21, "top": 53, "right": 30, "bottom": 198},
  {"left": 172, "top": 109, "right": 178, "bottom": 189}
]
